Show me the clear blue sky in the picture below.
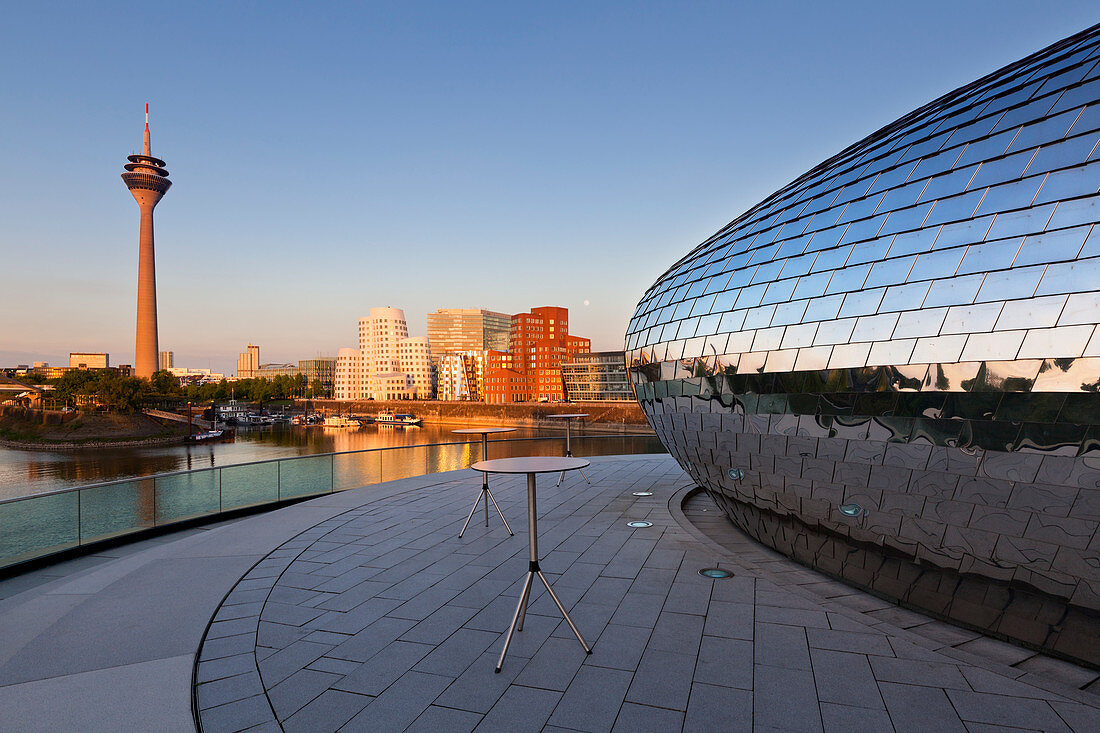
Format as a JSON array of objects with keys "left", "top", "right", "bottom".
[{"left": 2, "top": 2, "right": 1097, "bottom": 374}]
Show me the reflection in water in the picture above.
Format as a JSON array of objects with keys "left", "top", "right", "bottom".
[{"left": 0, "top": 423, "right": 649, "bottom": 500}]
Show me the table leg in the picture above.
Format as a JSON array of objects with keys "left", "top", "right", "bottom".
[
  {"left": 483, "top": 434, "right": 490, "bottom": 526},
  {"left": 495, "top": 472, "right": 589, "bottom": 673}
]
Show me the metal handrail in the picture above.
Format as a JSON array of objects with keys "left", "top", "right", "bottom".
[
  {"left": 0, "top": 434, "right": 665, "bottom": 572},
  {"left": 0, "top": 433, "right": 641, "bottom": 505}
]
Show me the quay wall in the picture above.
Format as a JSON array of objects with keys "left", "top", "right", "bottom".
[{"left": 307, "top": 400, "right": 652, "bottom": 433}]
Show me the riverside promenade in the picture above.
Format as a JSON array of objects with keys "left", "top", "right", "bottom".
[{"left": 0, "top": 455, "right": 1097, "bottom": 731}]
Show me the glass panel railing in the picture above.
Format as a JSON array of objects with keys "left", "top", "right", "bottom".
[
  {"left": 333, "top": 451, "right": 381, "bottom": 491},
  {"left": 0, "top": 492, "right": 79, "bottom": 567},
  {"left": 80, "top": 478, "right": 156, "bottom": 544},
  {"left": 0, "top": 434, "right": 667, "bottom": 572},
  {"left": 381, "top": 446, "right": 429, "bottom": 483},
  {"left": 426, "top": 442, "right": 477, "bottom": 474},
  {"left": 279, "top": 455, "right": 333, "bottom": 500},
  {"left": 155, "top": 469, "right": 220, "bottom": 523},
  {"left": 220, "top": 462, "right": 279, "bottom": 511},
  {"left": 572, "top": 434, "right": 666, "bottom": 456}
]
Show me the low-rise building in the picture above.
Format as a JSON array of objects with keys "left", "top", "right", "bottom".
[
  {"left": 562, "top": 351, "right": 633, "bottom": 401},
  {"left": 483, "top": 307, "right": 591, "bottom": 403},
  {"left": 438, "top": 351, "right": 486, "bottom": 401},
  {"left": 69, "top": 353, "right": 109, "bottom": 369}
]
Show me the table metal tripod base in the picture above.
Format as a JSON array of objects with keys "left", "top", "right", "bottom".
[
  {"left": 495, "top": 560, "right": 591, "bottom": 673},
  {"left": 557, "top": 452, "right": 590, "bottom": 486},
  {"left": 459, "top": 483, "right": 512, "bottom": 537}
]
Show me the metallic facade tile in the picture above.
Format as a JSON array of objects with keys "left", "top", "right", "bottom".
[{"left": 626, "top": 25, "right": 1100, "bottom": 667}]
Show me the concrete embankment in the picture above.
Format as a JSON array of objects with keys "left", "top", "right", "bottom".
[{"left": 308, "top": 400, "right": 653, "bottom": 433}]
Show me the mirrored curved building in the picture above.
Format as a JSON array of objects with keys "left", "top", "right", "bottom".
[{"left": 626, "top": 25, "right": 1100, "bottom": 666}]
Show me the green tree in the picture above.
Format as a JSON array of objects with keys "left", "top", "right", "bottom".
[
  {"left": 53, "top": 370, "right": 100, "bottom": 406},
  {"left": 150, "top": 369, "right": 181, "bottom": 397},
  {"left": 96, "top": 373, "right": 150, "bottom": 412}
]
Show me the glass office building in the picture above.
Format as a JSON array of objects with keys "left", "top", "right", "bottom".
[
  {"left": 562, "top": 352, "right": 634, "bottom": 401},
  {"left": 625, "top": 25, "right": 1100, "bottom": 665}
]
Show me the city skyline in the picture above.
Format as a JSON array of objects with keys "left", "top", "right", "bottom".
[{"left": 3, "top": 3, "right": 1099, "bottom": 374}]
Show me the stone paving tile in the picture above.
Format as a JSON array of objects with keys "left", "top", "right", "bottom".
[
  {"left": 413, "top": 627, "right": 500, "bottom": 678},
  {"left": 256, "top": 620, "right": 309, "bottom": 648},
  {"left": 306, "top": 656, "right": 361, "bottom": 676},
  {"left": 754, "top": 662, "right": 824, "bottom": 732},
  {"left": 433, "top": 650, "right": 531, "bottom": 713},
  {"left": 198, "top": 693, "right": 274, "bottom": 732},
  {"left": 473, "top": 684, "right": 563, "bottom": 733},
  {"left": 610, "top": 702, "right": 684, "bottom": 733},
  {"left": 878, "top": 681, "right": 966, "bottom": 733},
  {"left": 548, "top": 601, "right": 618, "bottom": 644},
  {"left": 946, "top": 689, "right": 1072, "bottom": 732},
  {"left": 194, "top": 669, "right": 263, "bottom": 709},
  {"left": 200, "top": 631, "right": 256, "bottom": 661},
  {"left": 547, "top": 665, "right": 633, "bottom": 732},
  {"left": 608, "top": 591, "right": 666, "bottom": 629},
  {"left": 807, "top": 627, "right": 896, "bottom": 657},
  {"left": 340, "top": 670, "right": 453, "bottom": 731},
  {"left": 401, "top": 603, "right": 482, "bottom": 643},
  {"left": 684, "top": 682, "right": 752, "bottom": 733},
  {"left": 193, "top": 456, "right": 1100, "bottom": 733},
  {"left": 307, "top": 597, "right": 403, "bottom": 634},
  {"left": 197, "top": 651, "right": 255, "bottom": 683},
  {"left": 332, "top": 640, "right": 434, "bottom": 696},
  {"left": 281, "top": 689, "right": 372, "bottom": 733},
  {"left": 514, "top": 636, "right": 590, "bottom": 692},
  {"left": 819, "top": 701, "right": 896, "bottom": 733},
  {"left": 267, "top": 667, "right": 341, "bottom": 721},
  {"left": 406, "top": 704, "right": 483, "bottom": 732},
  {"left": 647, "top": 610, "right": 706, "bottom": 655},
  {"left": 702, "top": 600, "right": 754, "bottom": 640},
  {"left": 869, "top": 656, "right": 971, "bottom": 690},
  {"left": 810, "top": 648, "right": 886, "bottom": 711},
  {"left": 258, "top": 639, "right": 332, "bottom": 687},
  {"left": 624, "top": 647, "right": 696, "bottom": 711},
  {"left": 329, "top": 616, "right": 418, "bottom": 663},
  {"left": 695, "top": 634, "right": 753, "bottom": 690}
]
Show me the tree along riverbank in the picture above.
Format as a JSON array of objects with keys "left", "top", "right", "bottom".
[{"left": 0, "top": 407, "right": 188, "bottom": 451}]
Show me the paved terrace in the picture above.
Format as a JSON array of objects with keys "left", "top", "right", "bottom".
[{"left": 0, "top": 455, "right": 1097, "bottom": 732}]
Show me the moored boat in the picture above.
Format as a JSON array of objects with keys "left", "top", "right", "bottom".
[
  {"left": 323, "top": 415, "right": 360, "bottom": 427},
  {"left": 373, "top": 410, "right": 422, "bottom": 426}
]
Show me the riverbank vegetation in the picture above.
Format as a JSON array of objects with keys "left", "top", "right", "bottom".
[
  {"left": 12, "top": 370, "right": 326, "bottom": 411},
  {"left": 0, "top": 409, "right": 187, "bottom": 447}
]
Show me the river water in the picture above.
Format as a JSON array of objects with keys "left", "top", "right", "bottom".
[{"left": 0, "top": 422, "right": 661, "bottom": 500}]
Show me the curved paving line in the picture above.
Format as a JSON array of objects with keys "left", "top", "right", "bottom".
[
  {"left": 669, "top": 484, "right": 1100, "bottom": 706},
  {"left": 193, "top": 476, "right": 467, "bottom": 732}
]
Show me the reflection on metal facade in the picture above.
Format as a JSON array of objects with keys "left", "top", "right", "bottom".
[{"left": 626, "top": 25, "right": 1100, "bottom": 666}]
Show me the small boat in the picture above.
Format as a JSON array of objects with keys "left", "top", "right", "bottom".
[
  {"left": 185, "top": 429, "right": 233, "bottom": 444},
  {"left": 372, "top": 411, "right": 422, "bottom": 426},
  {"left": 323, "top": 415, "right": 360, "bottom": 427}
]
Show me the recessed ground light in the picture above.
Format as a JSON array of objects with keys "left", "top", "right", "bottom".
[
  {"left": 632, "top": 491, "right": 653, "bottom": 497},
  {"left": 839, "top": 503, "right": 863, "bottom": 517},
  {"left": 626, "top": 521, "right": 653, "bottom": 528},
  {"left": 727, "top": 469, "right": 744, "bottom": 480},
  {"left": 699, "top": 568, "right": 733, "bottom": 579}
]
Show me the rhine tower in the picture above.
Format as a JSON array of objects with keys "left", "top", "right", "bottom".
[{"left": 121, "top": 104, "right": 172, "bottom": 379}]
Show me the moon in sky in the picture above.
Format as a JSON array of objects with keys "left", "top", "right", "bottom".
[{"left": 583, "top": 300, "right": 590, "bottom": 306}]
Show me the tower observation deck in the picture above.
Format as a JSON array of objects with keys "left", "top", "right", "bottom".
[{"left": 122, "top": 105, "right": 171, "bottom": 379}]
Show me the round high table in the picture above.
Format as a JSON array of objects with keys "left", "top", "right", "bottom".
[
  {"left": 471, "top": 456, "right": 593, "bottom": 672},
  {"left": 547, "top": 413, "right": 590, "bottom": 486},
  {"left": 452, "top": 428, "right": 516, "bottom": 537}
]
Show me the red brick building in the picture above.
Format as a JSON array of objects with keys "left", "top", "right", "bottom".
[{"left": 483, "top": 307, "right": 591, "bottom": 403}]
